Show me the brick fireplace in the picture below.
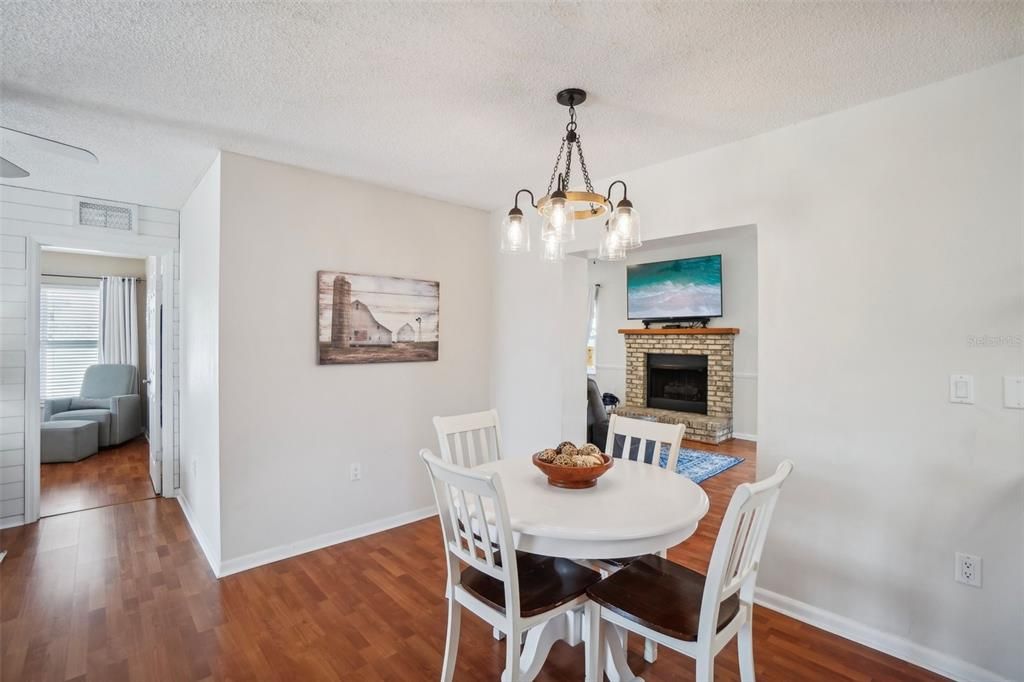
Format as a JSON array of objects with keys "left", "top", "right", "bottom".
[{"left": 616, "top": 328, "right": 739, "bottom": 444}]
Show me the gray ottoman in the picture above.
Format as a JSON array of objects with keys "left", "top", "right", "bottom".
[
  {"left": 50, "top": 409, "right": 111, "bottom": 447},
  {"left": 41, "top": 420, "right": 99, "bottom": 463}
]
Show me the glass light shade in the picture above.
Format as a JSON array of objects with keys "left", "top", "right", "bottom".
[
  {"left": 500, "top": 212, "right": 530, "bottom": 254},
  {"left": 597, "top": 223, "right": 626, "bottom": 261},
  {"left": 611, "top": 204, "right": 641, "bottom": 249},
  {"left": 540, "top": 238, "right": 565, "bottom": 262},
  {"left": 540, "top": 196, "right": 576, "bottom": 243}
]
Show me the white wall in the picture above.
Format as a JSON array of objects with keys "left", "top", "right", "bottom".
[
  {"left": 178, "top": 156, "right": 222, "bottom": 568},
  {"left": 587, "top": 225, "right": 759, "bottom": 437},
  {"left": 491, "top": 58, "right": 1024, "bottom": 681},
  {"left": 488, "top": 212, "right": 591, "bottom": 456},
  {"left": 214, "top": 152, "right": 492, "bottom": 567}
]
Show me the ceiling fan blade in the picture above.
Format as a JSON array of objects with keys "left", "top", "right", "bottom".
[
  {"left": 0, "top": 126, "right": 98, "bottom": 164},
  {"left": 0, "top": 156, "right": 30, "bottom": 178}
]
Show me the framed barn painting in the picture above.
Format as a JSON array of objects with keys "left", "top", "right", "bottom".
[{"left": 317, "top": 271, "right": 439, "bottom": 364}]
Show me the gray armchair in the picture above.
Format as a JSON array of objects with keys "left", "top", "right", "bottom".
[{"left": 45, "top": 364, "right": 142, "bottom": 447}]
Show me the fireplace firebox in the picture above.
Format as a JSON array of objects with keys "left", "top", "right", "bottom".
[{"left": 646, "top": 354, "right": 709, "bottom": 414}]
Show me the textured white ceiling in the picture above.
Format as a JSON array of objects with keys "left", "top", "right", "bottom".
[{"left": 1, "top": 1, "right": 1021, "bottom": 211}]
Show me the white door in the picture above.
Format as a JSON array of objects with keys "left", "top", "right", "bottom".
[{"left": 144, "top": 256, "right": 162, "bottom": 495}]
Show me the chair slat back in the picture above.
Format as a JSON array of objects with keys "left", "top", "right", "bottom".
[
  {"left": 605, "top": 414, "right": 686, "bottom": 472},
  {"left": 420, "top": 449, "right": 518, "bottom": 592},
  {"left": 433, "top": 410, "right": 503, "bottom": 468},
  {"left": 699, "top": 460, "right": 794, "bottom": 639}
]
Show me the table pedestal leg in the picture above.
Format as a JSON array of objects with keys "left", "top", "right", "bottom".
[
  {"left": 500, "top": 609, "right": 641, "bottom": 682},
  {"left": 503, "top": 613, "right": 570, "bottom": 682},
  {"left": 604, "top": 623, "right": 643, "bottom": 682}
]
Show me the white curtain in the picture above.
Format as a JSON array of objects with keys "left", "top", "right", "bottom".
[{"left": 99, "top": 276, "right": 139, "bottom": 378}]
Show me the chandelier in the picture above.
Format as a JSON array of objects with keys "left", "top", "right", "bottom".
[{"left": 501, "top": 88, "right": 640, "bottom": 262}]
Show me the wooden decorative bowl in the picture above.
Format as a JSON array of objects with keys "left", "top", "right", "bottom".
[{"left": 531, "top": 453, "right": 613, "bottom": 489}]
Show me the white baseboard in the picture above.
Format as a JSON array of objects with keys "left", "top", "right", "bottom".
[
  {"left": 755, "top": 588, "right": 1011, "bottom": 682},
  {"left": 731, "top": 432, "right": 758, "bottom": 442},
  {"left": 217, "top": 505, "right": 437, "bottom": 578},
  {"left": 176, "top": 494, "right": 222, "bottom": 577}
]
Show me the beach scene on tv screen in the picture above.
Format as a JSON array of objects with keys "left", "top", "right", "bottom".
[{"left": 627, "top": 255, "right": 722, "bottom": 319}]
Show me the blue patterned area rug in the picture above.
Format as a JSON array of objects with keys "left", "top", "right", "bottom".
[{"left": 658, "top": 447, "right": 744, "bottom": 484}]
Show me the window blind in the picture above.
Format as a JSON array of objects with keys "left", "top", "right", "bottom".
[{"left": 40, "top": 283, "right": 100, "bottom": 400}]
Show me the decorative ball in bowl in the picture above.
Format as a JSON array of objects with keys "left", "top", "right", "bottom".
[{"left": 531, "top": 442, "right": 613, "bottom": 489}]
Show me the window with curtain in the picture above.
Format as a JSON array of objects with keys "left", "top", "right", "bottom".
[{"left": 39, "top": 283, "right": 100, "bottom": 400}]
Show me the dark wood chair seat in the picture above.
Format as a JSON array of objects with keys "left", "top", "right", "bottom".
[
  {"left": 587, "top": 554, "right": 740, "bottom": 641},
  {"left": 601, "top": 555, "right": 641, "bottom": 568},
  {"left": 461, "top": 552, "right": 601, "bottom": 618}
]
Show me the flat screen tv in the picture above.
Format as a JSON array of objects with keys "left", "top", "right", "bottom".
[{"left": 626, "top": 254, "right": 723, "bottom": 320}]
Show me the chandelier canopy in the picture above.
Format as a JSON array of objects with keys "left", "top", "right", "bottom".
[{"left": 501, "top": 89, "right": 641, "bottom": 261}]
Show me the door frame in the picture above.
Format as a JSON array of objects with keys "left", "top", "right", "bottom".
[{"left": 24, "top": 234, "right": 176, "bottom": 523}]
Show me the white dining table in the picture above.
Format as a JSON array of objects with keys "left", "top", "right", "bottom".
[{"left": 475, "top": 456, "right": 710, "bottom": 682}]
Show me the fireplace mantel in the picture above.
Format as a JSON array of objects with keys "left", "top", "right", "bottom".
[{"left": 618, "top": 327, "right": 739, "bottom": 336}]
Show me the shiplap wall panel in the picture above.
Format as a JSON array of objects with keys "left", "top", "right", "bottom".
[
  {"left": 0, "top": 269, "right": 26, "bottom": 286},
  {"left": 0, "top": 232, "right": 26, "bottom": 523},
  {"left": 0, "top": 203, "right": 74, "bottom": 225},
  {"left": 1, "top": 185, "right": 179, "bottom": 525},
  {"left": 1, "top": 251, "right": 25, "bottom": 269},
  {"left": 1, "top": 366, "right": 25, "bottom": 384},
  {"left": 0, "top": 465, "right": 24, "bottom": 484},
  {"left": 0, "top": 397, "right": 24, "bottom": 416},
  {"left": 139, "top": 221, "right": 179, "bottom": 239},
  {"left": 0, "top": 351, "right": 25, "bottom": 367},
  {"left": 0, "top": 497, "right": 24, "bottom": 516},
  {"left": 0, "top": 285, "right": 28, "bottom": 302},
  {"left": 0, "top": 448, "right": 23, "bottom": 467},
  {"left": 0, "top": 416, "right": 22, "bottom": 433},
  {"left": 0, "top": 185, "right": 72, "bottom": 209},
  {"left": 1, "top": 318, "right": 26, "bottom": 335},
  {"left": 0, "top": 384, "right": 25, "bottom": 402}
]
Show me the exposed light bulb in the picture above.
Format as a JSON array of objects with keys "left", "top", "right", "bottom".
[
  {"left": 541, "top": 194, "right": 576, "bottom": 243},
  {"left": 612, "top": 201, "right": 641, "bottom": 249},
  {"left": 541, "top": 239, "right": 565, "bottom": 262},
  {"left": 549, "top": 198, "right": 567, "bottom": 228},
  {"left": 500, "top": 208, "right": 530, "bottom": 254},
  {"left": 598, "top": 221, "right": 626, "bottom": 261},
  {"left": 508, "top": 216, "right": 523, "bottom": 243},
  {"left": 614, "top": 213, "right": 630, "bottom": 236}
]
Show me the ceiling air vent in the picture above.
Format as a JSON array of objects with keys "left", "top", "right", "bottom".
[{"left": 78, "top": 200, "right": 133, "bottom": 230}]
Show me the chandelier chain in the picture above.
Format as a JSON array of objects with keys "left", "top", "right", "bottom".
[
  {"left": 576, "top": 137, "right": 595, "bottom": 194},
  {"left": 563, "top": 137, "right": 574, "bottom": 190},
  {"left": 546, "top": 138, "right": 567, "bottom": 195}
]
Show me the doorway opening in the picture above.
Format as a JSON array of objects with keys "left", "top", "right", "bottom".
[{"left": 37, "top": 248, "right": 164, "bottom": 517}]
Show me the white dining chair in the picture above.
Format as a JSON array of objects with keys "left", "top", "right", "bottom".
[
  {"left": 420, "top": 449, "right": 601, "bottom": 682},
  {"left": 586, "top": 460, "right": 795, "bottom": 682},
  {"left": 433, "top": 409, "right": 503, "bottom": 467},
  {"left": 605, "top": 413, "right": 686, "bottom": 473},
  {"left": 433, "top": 410, "right": 508, "bottom": 640},
  {"left": 601, "top": 413, "right": 688, "bottom": 662}
]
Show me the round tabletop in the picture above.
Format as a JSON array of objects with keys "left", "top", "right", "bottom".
[{"left": 476, "top": 457, "right": 710, "bottom": 560}]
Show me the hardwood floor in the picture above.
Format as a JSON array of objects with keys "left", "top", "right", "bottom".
[
  {"left": 0, "top": 439, "right": 948, "bottom": 681},
  {"left": 40, "top": 437, "right": 155, "bottom": 518}
]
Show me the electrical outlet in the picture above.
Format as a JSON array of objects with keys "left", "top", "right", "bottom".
[
  {"left": 955, "top": 552, "right": 982, "bottom": 588},
  {"left": 350, "top": 463, "right": 361, "bottom": 482}
]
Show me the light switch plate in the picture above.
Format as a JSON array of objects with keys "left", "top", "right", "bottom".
[
  {"left": 950, "top": 374, "right": 975, "bottom": 404},
  {"left": 1004, "top": 376, "right": 1024, "bottom": 409}
]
